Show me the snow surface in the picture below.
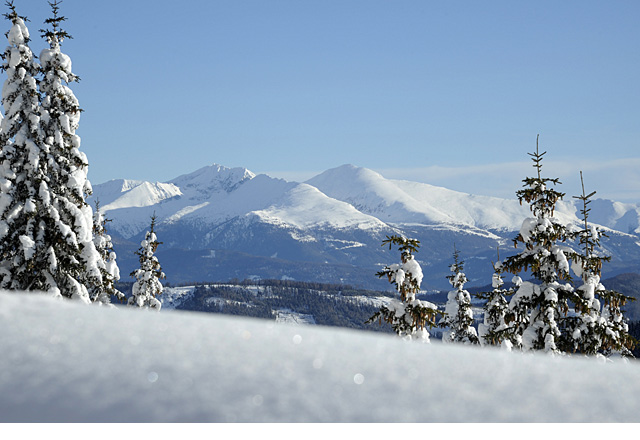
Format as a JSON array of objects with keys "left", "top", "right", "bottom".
[{"left": 2, "top": 291, "right": 640, "bottom": 423}]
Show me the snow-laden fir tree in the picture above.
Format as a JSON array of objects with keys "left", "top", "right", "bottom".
[
  {"left": 0, "top": 2, "right": 100, "bottom": 300},
  {"left": 558, "top": 172, "right": 635, "bottom": 356},
  {"left": 475, "top": 249, "right": 514, "bottom": 349},
  {"left": 439, "top": 246, "right": 479, "bottom": 344},
  {"left": 0, "top": 4, "right": 44, "bottom": 289},
  {"left": 91, "top": 200, "right": 124, "bottom": 305},
  {"left": 129, "top": 214, "right": 164, "bottom": 310},
  {"left": 367, "top": 235, "right": 440, "bottom": 341},
  {"left": 35, "top": 0, "right": 103, "bottom": 299},
  {"left": 501, "top": 136, "right": 575, "bottom": 353}
]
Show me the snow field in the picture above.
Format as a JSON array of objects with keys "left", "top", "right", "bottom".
[{"left": 1, "top": 292, "right": 640, "bottom": 423}]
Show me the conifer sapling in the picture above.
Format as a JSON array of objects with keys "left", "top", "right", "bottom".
[
  {"left": 367, "top": 235, "right": 440, "bottom": 341},
  {"left": 439, "top": 245, "right": 479, "bottom": 344},
  {"left": 91, "top": 200, "right": 124, "bottom": 305},
  {"left": 476, "top": 248, "right": 514, "bottom": 348},
  {"left": 129, "top": 214, "right": 164, "bottom": 310},
  {"left": 561, "top": 171, "right": 636, "bottom": 356}
]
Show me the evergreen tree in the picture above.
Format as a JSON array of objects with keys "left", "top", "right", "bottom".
[
  {"left": 439, "top": 246, "right": 479, "bottom": 344},
  {"left": 0, "top": 2, "right": 44, "bottom": 290},
  {"left": 129, "top": 214, "right": 164, "bottom": 310},
  {"left": 367, "top": 235, "right": 440, "bottom": 341},
  {"left": 37, "top": 0, "right": 103, "bottom": 298},
  {"left": 91, "top": 200, "right": 124, "bottom": 305},
  {"left": 0, "top": 1, "right": 98, "bottom": 300},
  {"left": 559, "top": 172, "right": 636, "bottom": 356},
  {"left": 476, "top": 249, "right": 514, "bottom": 348},
  {"left": 501, "top": 136, "right": 574, "bottom": 353}
]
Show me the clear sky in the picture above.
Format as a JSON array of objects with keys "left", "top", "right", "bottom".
[{"left": 7, "top": 0, "right": 640, "bottom": 201}]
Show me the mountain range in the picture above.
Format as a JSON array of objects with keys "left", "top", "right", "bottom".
[{"left": 89, "top": 163, "right": 640, "bottom": 290}]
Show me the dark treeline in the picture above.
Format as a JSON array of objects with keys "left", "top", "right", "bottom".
[
  {"left": 171, "top": 278, "right": 363, "bottom": 293},
  {"left": 177, "top": 284, "right": 394, "bottom": 333},
  {"left": 114, "top": 276, "right": 640, "bottom": 347}
]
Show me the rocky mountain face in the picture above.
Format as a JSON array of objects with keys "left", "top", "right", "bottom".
[{"left": 90, "top": 163, "right": 640, "bottom": 290}]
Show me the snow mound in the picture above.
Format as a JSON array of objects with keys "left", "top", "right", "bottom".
[{"left": 1, "top": 291, "right": 639, "bottom": 422}]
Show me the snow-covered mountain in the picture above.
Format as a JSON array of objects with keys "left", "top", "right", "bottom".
[
  {"left": 89, "top": 163, "right": 640, "bottom": 289},
  {"left": 306, "top": 164, "right": 581, "bottom": 230}
]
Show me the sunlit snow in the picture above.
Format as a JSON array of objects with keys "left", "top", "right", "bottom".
[{"left": 1, "top": 292, "right": 639, "bottom": 422}]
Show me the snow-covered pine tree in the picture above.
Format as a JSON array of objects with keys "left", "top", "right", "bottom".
[
  {"left": 0, "top": 2, "right": 97, "bottom": 300},
  {"left": 501, "top": 136, "right": 574, "bottom": 353},
  {"left": 91, "top": 200, "right": 124, "bottom": 305},
  {"left": 559, "top": 171, "right": 636, "bottom": 356},
  {"left": 129, "top": 214, "right": 164, "bottom": 310},
  {"left": 475, "top": 249, "right": 514, "bottom": 348},
  {"left": 37, "top": 0, "right": 103, "bottom": 299},
  {"left": 367, "top": 235, "right": 440, "bottom": 341},
  {"left": 439, "top": 246, "right": 479, "bottom": 344},
  {"left": 0, "top": 3, "right": 44, "bottom": 290}
]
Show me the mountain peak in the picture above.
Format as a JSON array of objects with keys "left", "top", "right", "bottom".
[
  {"left": 308, "top": 164, "right": 392, "bottom": 185},
  {"left": 170, "top": 163, "right": 256, "bottom": 196},
  {"left": 306, "top": 164, "right": 456, "bottom": 224}
]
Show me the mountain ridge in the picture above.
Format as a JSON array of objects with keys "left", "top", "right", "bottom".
[{"left": 88, "top": 163, "right": 640, "bottom": 289}]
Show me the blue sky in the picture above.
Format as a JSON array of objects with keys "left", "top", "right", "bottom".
[{"left": 7, "top": 0, "right": 640, "bottom": 201}]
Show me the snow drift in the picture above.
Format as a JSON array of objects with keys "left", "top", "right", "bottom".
[{"left": 1, "top": 292, "right": 639, "bottom": 422}]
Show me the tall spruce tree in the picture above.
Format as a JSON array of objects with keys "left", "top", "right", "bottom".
[
  {"left": 129, "top": 214, "right": 164, "bottom": 310},
  {"left": 91, "top": 200, "right": 124, "bottom": 305},
  {"left": 439, "top": 246, "right": 479, "bottom": 344},
  {"left": 501, "top": 136, "right": 575, "bottom": 353},
  {"left": 367, "top": 235, "right": 440, "bottom": 341},
  {"left": 0, "top": 1, "right": 102, "bottom": 301},
  {"left": 37, "top": 0, "right": 103, "bottom": 299},
  {"left": 559, "top": 172, "right": 636, "bottom": 356},
  {"left": 0, "top": 3, "right": 46, "bottom": 290}
]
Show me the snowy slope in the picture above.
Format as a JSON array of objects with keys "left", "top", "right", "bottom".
[
  {"left": 252, "top": 182, "right": 386, "bottom": 230},
  {"left": 2, "top": 291, "right": 640, "bottom": 423},
  {"left": 101, "top": 181, "right": 182, "bottom": 211},
  {"left": 306, "top": 165, "right": 457, "bottom": 224},
  {"left": 88, "top": 179, "right": 147, "bottom": 206},
  {"left": 589, "top": 198, "right": 640, "bottom": 235},
  {"left": 306, "top": 164, "right": 580, "bottom": 230}
]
